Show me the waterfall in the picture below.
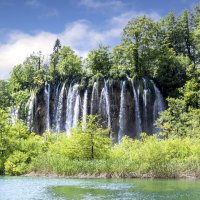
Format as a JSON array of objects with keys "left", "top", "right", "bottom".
[
  {"left": 132, "top": 80, "right": 142, "bottom": 138},
  {"left": 10, "top": 105, "right": 18, "bottom": 124},
  {"left": 73, "top": 93, "right": 80, "bottom": 128},
  {"left": 142, "top": 78, "right": 148, "bottom": 131},
  {"left": 142, "top": 78, "right": 148, "bottom": 107},
  {"left": 99, "top": 88, "right": 107, "bottom": 119},
  {"left": 65, "top": 84, "right": 79, "bottom": 135},
  {"left": 56, "top": 82, "right": 66, "bottom": 132},
  {"left": 82, "top": 89, "right": 88, "bottom": 129},
  {"left": 44, "top": 83, "right": 50, "bottom": 131},
  {"left": 90, "top": 82, "right": 98, "bottom": 115},
  {"left": 53, "top": 83, "right": 60, "bottom": 126},
  {"left": 118, "top": 81, "right": 126, "bottom": 143},
  {"left": 104, "top": 80, "right": 111, "bottom": 127},
  {"left": 27, "top": 92, "right": 35, "bottom": 131},
  {"left": 98, "top": 80, "right": 111, "bottom": 127},
  {"left": 151, "top": 80, "right": 165, "bottom": 133}
]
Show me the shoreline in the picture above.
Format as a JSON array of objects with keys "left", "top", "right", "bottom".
[{"left": 24, "top": 171, "right": 198, "bottom": 180}]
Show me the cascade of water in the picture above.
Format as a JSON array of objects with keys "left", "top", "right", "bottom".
[
  {"left": 44, "top": 83, "right": 50, "bottom": 131},
  {"left": 98, "top": 80, "right": 111, "bottom": 127},
  {"left": 142, "top": 78, "right": 148, "bottom": 107},
  {"left": 104, "top": 80, "right": 111, "bottom": 127},
  {"left": 132, "top": 80, "right": 142, "bottom": 138},
  {"left": 90, "top": 82, "right": 98, "bottom": 115},
  {"left": 73, "top": 93, "right": 80, "bottom": 128},
  {"left": 151, "top": 80, "right": 165, "bottom": 133},
  {"left": 27, "top": 92, "right": 35, "bottom": 131},
  {"left": 142, "top": 78, "right": 148, "bottom": 131},
  {"left": 53, "top": 83, "right": 60, "bottom": 125},
  {"left": 82, "top": 89, "right": 88, "bottom": 129},
  {"left": 99, "top": 88, "right": 107, "bottom": 118},
  {"left": 118, "top": 81, "right": 126, "bottom": 143},
  {"left": 65, "top": 84, "right": 79, "bottom": 135},
  {"left": 56, "top": 82, "right": 66, "bottom": 132},
  {"left": 10, "top": 105, "right": 19, "bottom": 124}
]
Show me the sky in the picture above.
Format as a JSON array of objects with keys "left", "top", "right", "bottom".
[{"left": 0, "top": 0, "right": 199, "bottom": 79}]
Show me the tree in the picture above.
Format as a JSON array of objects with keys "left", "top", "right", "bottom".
[
  {"left": 123, "top": 16, "right": 158, "bottom": 76},
  {"left": 55, "top": 46, "right": 82, "bottom": 81},
  {"left": 111, "top": 43, "right": 136, "bottom": 79},
  {"left": 86, "top": 45, "right": 112, "bottom": 77},
  {"left": 0, "top": 80, "right": 10, "bottom": 109},
  {"left": 51, "top": 39, "right": 62, "bottom": 81}
]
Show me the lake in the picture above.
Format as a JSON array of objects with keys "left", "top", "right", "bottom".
[{"left": 0, "top": 176, "right": 200, "bottom": 199}]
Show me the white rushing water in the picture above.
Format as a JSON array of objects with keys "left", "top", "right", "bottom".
[
  {"left": 151, "top": 80, "right": 165, "bottom": 133},
  {"left": 132, "top": 80, "right": 142, "bottom": 138},
  {"left": 142, "top": 78, "right": 148, "bottom": 131},
  {"left": 65, "top": 84, "right": 79, "bottom": 135},
  {"left": 10, "top": 105, "right": 19, "bottom": 124},
  {"left": 72, "top": 93, "right": 80, "bottom": 128},
  {"left": 118, "top": 81, "right": 126, "bottom": 143},
  {"left": 90, "top": 82, "right": 98, "bottom": 115},
  {"left": 82, "top": 89, "right": 88, "bottom": 129},
  {"left": 44, "top": 83, "right": 50, "bottom": 131},
  {"left": 98, "top": 80, "right": 111, "bottom": 127},
  {"left": 53, "top": 83, "right": 60, "bottom": 126},
  {"left": 56, "top": 82, "right": 66, "bottom": 132},
  {"left": 27, "top": 91, "right": 35, "bottom": 131}
]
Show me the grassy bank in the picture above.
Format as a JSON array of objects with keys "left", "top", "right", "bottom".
[{"left": 33, "top": 135, "right": 200, "bottom": 179}]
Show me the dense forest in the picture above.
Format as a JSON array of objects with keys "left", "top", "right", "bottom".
[{"left": 0, "top": 6, "right": 199, "bottom": 178}]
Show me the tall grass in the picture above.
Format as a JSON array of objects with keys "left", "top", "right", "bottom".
[{"left": 33, "top": 135, "right": 200, "bottom": 178}]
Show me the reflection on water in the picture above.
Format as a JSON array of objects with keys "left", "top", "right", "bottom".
[{"left": 0, "top": 176, "right": 200, "bottom": 200}]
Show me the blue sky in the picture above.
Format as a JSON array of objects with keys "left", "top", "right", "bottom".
[{"left": 0, "top": 0, "right": 198, "bottom": 79}]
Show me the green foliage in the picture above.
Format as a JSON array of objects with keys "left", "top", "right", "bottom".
[
  {"left": 49, "top": 46, "right": 82, "bottom": 81},
  {"left": 156, "top": 98, "right": 200, "bottom": 138},
  {"left": 0, "top": 109, "right": 44, "bottom": 175},
  {"left": 86, "top": 45, "right": 112, "bottom": 77},
  {"left": 38, "top": 116, "right": 111, "bottom": 162},
  {"left": 5, "top": 151, "right": 30, "bottom": 175},
  {"left": 34, "top": 135, "right": 200, "bottom": 178},
  {"left": 0, "top": 80, "right": 10, "bottom": 108},
  {"left": 123, "top": 16, "right": 158, "bottom": 76}
]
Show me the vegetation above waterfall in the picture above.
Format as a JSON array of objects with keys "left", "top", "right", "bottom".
[{"left": 0, "top": 6, "right": 199, "bottom": 177}]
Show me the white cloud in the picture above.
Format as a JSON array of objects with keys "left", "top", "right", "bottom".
[
  {"left": 0, "top": 10, "right": 161, "bottom": 79},
  {"left": 0, "top": 31, "right": 56, "bottom": 79},
  {"left": 79, "top": 0, "right": 124, "bottom": 9},
  {"left": 0, "top": 21, "right": 105, "bottom": 80}
]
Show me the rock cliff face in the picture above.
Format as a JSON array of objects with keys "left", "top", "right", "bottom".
[{"left": 27, "top": 78, "right": 165, "bottom": 142}]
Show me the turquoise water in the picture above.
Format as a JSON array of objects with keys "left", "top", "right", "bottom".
[{"left": 0, "top": 176, "right": 200, "bottom": 200}]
